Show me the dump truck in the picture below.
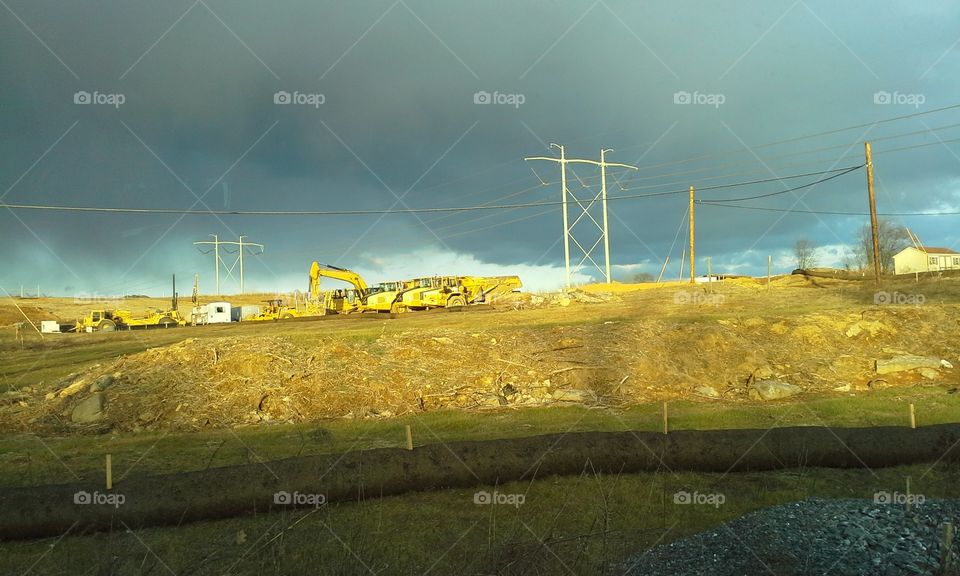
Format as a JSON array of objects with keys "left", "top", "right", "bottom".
[
  {"left": 397, "top": 275, "right": 522, "bottom": 311},
  {"left": 362, "top": 280, "right": 416, "bottom": 313}
]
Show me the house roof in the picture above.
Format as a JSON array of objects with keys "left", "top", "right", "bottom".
[{"left": 917, "top": 247, "right": 959, "bottom": 255}]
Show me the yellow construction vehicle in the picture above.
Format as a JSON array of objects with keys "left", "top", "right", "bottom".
[
  {"left": 308, "top": 262, "right": 409, "bottom": 313},
  {"left": 69, "top": 308, "right": 185, "bottom": 331},
  {"left": 363, "top": 280, "right": 415, "bottom": 313},
  {"left": 398, "top": 275, "right": 522, "bottom": 311},
  {"left": 248, "top": 299, "right": 306, "bottom": 321},
  {"left": 68, "top": 275, "right": 187, "bottom": 331}
]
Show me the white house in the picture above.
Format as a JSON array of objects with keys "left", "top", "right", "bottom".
[{"left": 892, "top": 246, "right": 960, "bottom": 275}]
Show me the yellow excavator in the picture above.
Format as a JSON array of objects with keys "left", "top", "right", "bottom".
[
  {"left": 308, "top": 262, "right": 415, "bottom": 313},
  {"left": 309, "top": 262, "right": 369, "bottom": 313}
]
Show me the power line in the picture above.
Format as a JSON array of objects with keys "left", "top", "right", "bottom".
[
  {"left": 697, "top": 165, "right": 864, "bottom": 202},
  {"left": 437, "top": 166, "right": 865, "bottom": 239},
  {"left": 0, "top": 164, "right": 864, "bottom": 217},
  {"left": 612, "top": 102, "right": 960, "bottom": 173},
  {"left": 440, "top": 206, "right": 561, "bottom": 239},
  {"left": 614, "top": 120, "right": 960, "bottom": 188},
  {"left": 874, "top": 135, "right": 960, "bottom": 156},
  {"left": 698, "top": 203, "right": 960, "bottom": 216}
]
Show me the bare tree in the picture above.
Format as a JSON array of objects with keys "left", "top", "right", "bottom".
[
  {"left": 852, "top": 218, "right": 911, "bottom": 273},
  {"left": 629, "top": 272, "right": 655, "bottom": 283},
  {"left": 793, "top": 239, "right": 818, "bottom": 270}
]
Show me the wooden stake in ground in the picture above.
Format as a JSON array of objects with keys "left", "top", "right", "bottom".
[
  {"left": 405, "top": 425, "right": 413, "bottom": 450},
  {"left": 905, "top": 476, "right": 912, "bottom": 514},
  {"left": 910, "top": 403, "right": 917, "bottom": 429},
  {"left": 663, "top": 402, "right": 669, "bottom": 435},
  {"left": 106, "top": 454, "right": 112, "bottom": 490}
]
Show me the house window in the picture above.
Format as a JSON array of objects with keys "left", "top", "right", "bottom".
[
  {"left": 954, "top": 257, "right": 960, "bottom": 266},
  {"left": 929, "top": 257, "right": 937, "bottom": 265}
]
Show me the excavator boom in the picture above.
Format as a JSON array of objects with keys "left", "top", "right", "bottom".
[{"left": 309, "top": 262, "right": 368, "bottom": 299}]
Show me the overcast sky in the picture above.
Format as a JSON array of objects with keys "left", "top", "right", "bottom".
[{"left": 2, "top": 0, "right": 959, "bottom": 295}]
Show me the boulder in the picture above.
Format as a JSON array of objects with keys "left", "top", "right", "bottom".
[
  {"left": 875, "top": 355, "right": 942, "bottom": 375},
  {"left": 89, "top": 374, "right": 114, "bottom": 393},
  {"left": 694, "top": 385, "right": 720, "bottom": 398},
  {"left": 749, "top": 380, "right": 802, "bottom": 401},
  {"left": 71, "top": 393, "right": 105, "bottom": 424},
  {"left": 919, "top": 368, "right": 939, "bottom": 380},
  {"left": 551, "top": 389, "right": 593, "bottom": 402}
]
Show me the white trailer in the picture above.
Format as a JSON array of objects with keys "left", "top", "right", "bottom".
[{"left": 206, "top": 302, "right": 232, "bottom": 324}]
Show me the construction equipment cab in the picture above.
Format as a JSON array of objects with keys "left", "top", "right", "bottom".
[{"left": 309, "top": 262, "right": 369, "bottom": 313}]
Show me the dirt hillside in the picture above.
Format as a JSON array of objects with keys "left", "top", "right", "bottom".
[{"left": 5, "top": 282, "right": 959, "bottom": 434}]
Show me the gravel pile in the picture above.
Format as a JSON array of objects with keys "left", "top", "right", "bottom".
[{"left": 623, "top": 498, "right": 960, "bottom": 576}]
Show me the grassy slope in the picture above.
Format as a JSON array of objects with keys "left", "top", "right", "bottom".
[
  {"left": 1, "top": 277, "right": 959, "bottom": 574},
  {"left": 1, "top": 390, "right": 956, "bottom": 489},
  {"left": 2, "top": 462, "right": 957, "bottom": 575}
]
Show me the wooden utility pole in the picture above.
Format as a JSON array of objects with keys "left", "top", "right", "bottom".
[
  {"left": 865, "top": 142, "right": 881, "bottom": 284},
  {"left": 689, "top": 186, "right": 695, "bottom": 283}
]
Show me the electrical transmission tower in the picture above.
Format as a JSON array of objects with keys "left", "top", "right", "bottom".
[
  {"left": 526, "top": 145, "right": 637, "bottom": 289},
  {"left": 193, "top": 234, "right": 264, "bottom": 295}
]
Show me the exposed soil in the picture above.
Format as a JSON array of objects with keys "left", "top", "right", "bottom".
[{"left": 3, "top": 283, "right": 959, "bottom": 434}]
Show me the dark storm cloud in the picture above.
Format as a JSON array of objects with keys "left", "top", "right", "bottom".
[{"left": 2, "top": 0, "right": 960, "bottom": 293}]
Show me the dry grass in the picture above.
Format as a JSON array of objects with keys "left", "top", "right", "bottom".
[{"left": 3, "top": 277, "right": 960, "bottom": 435}]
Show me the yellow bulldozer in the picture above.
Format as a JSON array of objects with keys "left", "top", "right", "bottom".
[{"left": 248, "top": 299, "right": 303, "bottom": 321}]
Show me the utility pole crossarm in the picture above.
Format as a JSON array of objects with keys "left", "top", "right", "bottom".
[{"left": 193, "top": 235, "right": 264, "bottom": 295}]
